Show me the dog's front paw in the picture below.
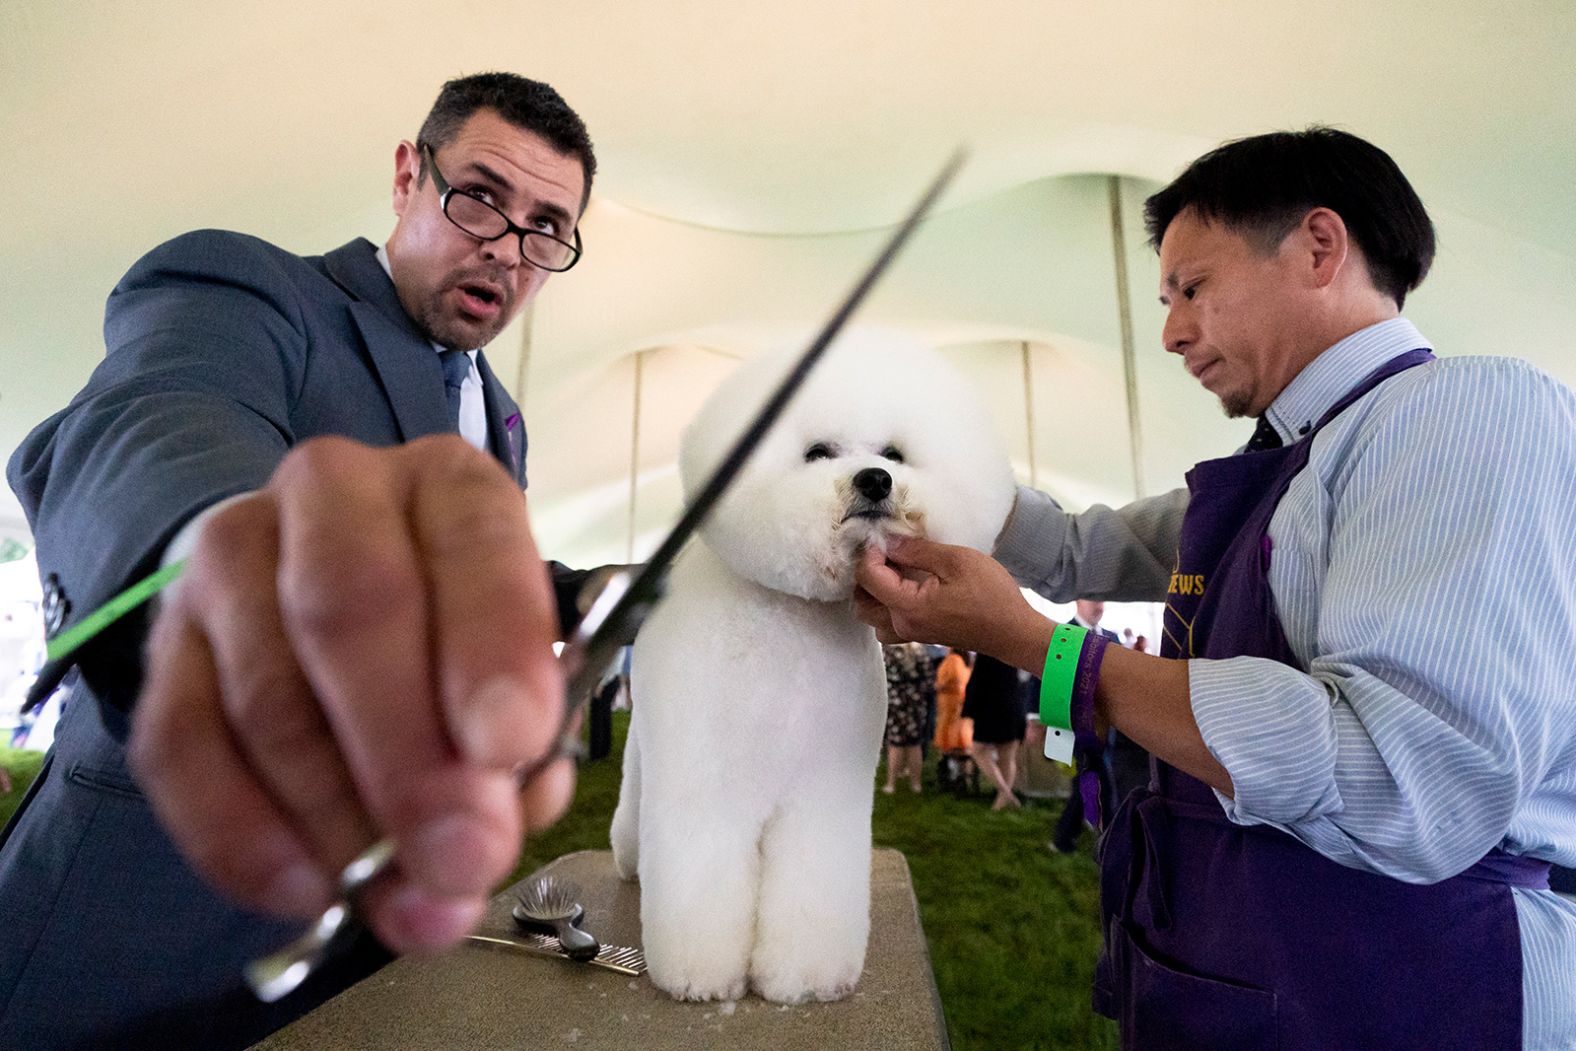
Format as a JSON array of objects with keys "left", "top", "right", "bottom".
[
  {"left": 644, "top": 916, "right": 752, "bottom": 1003},
  {"left": 647, "top": 960, "right": 748, "bottom": 1003},
  {"left": 749, "top": 939, "right": 863, "bottom": 1004},
  {"left": 611, "top": 845, "right": 639, "bottom": 882}
]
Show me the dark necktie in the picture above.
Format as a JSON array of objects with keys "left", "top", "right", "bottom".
[
  {"left": 440, "top": 350, "right": 469, "bottom": 432},
  {"left": 1245, "top": 415, "right": 1283, "bottom": 452}
]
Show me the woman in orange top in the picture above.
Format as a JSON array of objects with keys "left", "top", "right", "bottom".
[{"left": 932, "top": 648, "right": 973, "bottom": 753}]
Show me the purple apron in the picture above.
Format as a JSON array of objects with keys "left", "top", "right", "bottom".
[{"left": 1094, "top": 350, "right": 1550, "bottom": 1049}]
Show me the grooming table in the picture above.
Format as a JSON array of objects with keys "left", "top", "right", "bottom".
[{"left": 252, "top": 848, "right": 950, "bottom": 1050}]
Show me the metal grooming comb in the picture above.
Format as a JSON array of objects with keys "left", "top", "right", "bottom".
[
  {"left": 510, "top": 876, "right": 599, "bottom": 961},
  {"left": 465, "top": 933, "right": 647, "bottom": 977}
]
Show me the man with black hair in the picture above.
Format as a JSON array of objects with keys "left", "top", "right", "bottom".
[
  {"left": 1, "top": 73, "right": 599, "bottom": 1049},
  {"left": 856, "top": 128, "right": 1576, "bottom": 1048}
]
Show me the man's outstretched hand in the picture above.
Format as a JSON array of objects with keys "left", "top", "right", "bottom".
[{"left": 130, "top": 435, "right": 570, "bottom": 955}]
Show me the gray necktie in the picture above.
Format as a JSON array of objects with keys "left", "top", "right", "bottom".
[{"left": 440, "top": 350, "right": 469, "bottom": 432}]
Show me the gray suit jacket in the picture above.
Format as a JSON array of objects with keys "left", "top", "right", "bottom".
[{"left": 0, "top": 231, "right": 572, "bottom": 1048}]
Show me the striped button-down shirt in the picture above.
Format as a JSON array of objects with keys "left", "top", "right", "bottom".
[{"left": 995, "top": 318, "right": 1576, "bottom": 1048}]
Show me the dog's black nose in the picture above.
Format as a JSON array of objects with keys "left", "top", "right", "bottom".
[{"left": 852, "top": 467, "right": 892, "bottom": 502}]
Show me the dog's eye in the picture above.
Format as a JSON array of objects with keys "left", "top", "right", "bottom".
[
  {"left": 804, "top": 443, "right": 835, "bottom": 462},
  {"left": 880, "top": 445, "right": 905, "bottom": 464}
]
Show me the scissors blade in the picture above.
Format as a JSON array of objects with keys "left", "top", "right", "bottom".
[{"left": 558, "top": 147, "right": 967, "bottom": 697}]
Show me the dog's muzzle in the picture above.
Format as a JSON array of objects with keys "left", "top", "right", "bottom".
[
  {"left": 851, "top": 468, "right": 892, "bottom": 502},
  {"left": 842, "top": 467, "right": 895, "bottom": 523}
]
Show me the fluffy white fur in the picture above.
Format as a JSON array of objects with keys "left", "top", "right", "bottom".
[{"left": 609, "top": 335, "right": 1014, "bottom": 1003}]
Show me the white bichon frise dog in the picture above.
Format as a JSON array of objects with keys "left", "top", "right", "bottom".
[{"left": 609, "top": 336, "right": 1014, "bottom": 1004}]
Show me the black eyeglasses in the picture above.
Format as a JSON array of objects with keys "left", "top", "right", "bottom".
[{"left": 420, "top": 143, "right": 582, "bottom": 272}]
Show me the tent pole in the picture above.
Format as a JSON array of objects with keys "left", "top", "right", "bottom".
[
  {"left": 1021, "top": 340, "right": 1038, "bottom": 489},
  {"left": 1108, "top": 175, "right": 1146, "bottom": 499},
  {"left": 511, "top": 302, "right": 535, "bottom": 407}
]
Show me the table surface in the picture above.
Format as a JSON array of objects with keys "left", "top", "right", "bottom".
[{"left": 253, "top": 848, "right": 950, "bottom": 1050}]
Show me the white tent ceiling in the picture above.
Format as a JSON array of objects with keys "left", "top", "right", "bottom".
[{"left": 2, "top": 1, "right": 1573, "bottom": 568}]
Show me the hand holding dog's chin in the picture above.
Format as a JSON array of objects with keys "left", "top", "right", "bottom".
[{"left": 853, "top": 538, "right": 1051, "bottom": 669}]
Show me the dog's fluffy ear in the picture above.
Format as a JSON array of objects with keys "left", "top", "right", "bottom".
[{"left": 677, "top": 340, "right": 806, "bottom": 498}]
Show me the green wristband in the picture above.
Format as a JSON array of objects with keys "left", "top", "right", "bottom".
[{"left": 1038, "top": 622, "right": 1088, "bottom": 730}]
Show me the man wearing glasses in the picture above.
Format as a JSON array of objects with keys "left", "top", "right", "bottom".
[{"left": 1, "top": 73, "right": 595, "bottom": 1049}]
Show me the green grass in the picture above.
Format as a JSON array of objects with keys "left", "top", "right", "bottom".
[
  {"left": 0, "top": 715, "right": 1116, "bottom": 1048},
  {"left": 515, "top": 712, "right": 1118, "bottom": 1051},
  {"left": 0, "top": 746, "right": 46, "bottom": 828}
]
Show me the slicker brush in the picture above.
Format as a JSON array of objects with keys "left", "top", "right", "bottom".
[{"left": 511, "top": 876, "right": 600, "bottom": 961}]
